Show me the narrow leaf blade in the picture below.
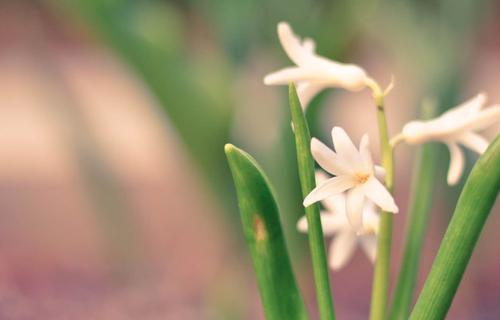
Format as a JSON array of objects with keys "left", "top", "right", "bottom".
[
  {"left": 410, "top": 136, "right": 500, "bottom": 320},
  {"left": 225, "top": 144, "right": 308, "bottom": 320},
  {"left": 289, "top": 84, "right": 335, "bottom": 320}
]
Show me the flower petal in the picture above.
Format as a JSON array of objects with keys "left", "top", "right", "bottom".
[
  {"left": 296, "top": 213, "right": 345, "bottom": 235},
  {"left": 362, "top": 176, "right": 398, "bottom": 213},
  {"left": 311, "top": 138, "right": 351, "bottom": 176},
  {"left": 315, "top": 171, "right": 348, "bottom": 213},
  {"left": 441, "top": 92, "right": 486, "bottom": 121},
  {"left": 331, "top": 127, "right": 362, "bottom": 168},
  {"left": 303, "top": 176, "right": 356, "bottom": 207},
  {"left": 359, "top": 134, "right": 374, "bottom": 171},
  {"left": 374, "top": 165, "right": 386, "bottom": 179},
  {"left": 277, "top": 22, "right": 314, "bottom": 66},
  {"left": 362, "top": 205, "right": 380, "bottom": 234},
  {"left": 264, "top": 67, "right": 321, "bottom": 85},
  {"left": 447, "top": 143, "right": 465, "bottom": 185},
  {"left": 322, "top": 193, "right": 347, "bottom": 215},
  {"left": 302, "top": 38, "right": 316, "bottom": 53},
  {"left": 265, "top": 63, "right": 351, "bottom": 85},
  {"left": 332, "top": 127, "right": 359, "bottom": 159},
  {"left": 458, "top": 132, "right": 489, "bottom": 154},
  {"left": 346, "top": 187, "right": 365, "bottom": 230},
  {"left": 315, "top": 170, "right": 329, "bottom": 185},
  {"left": 297, "top": 82, "right": 326, "bottom": 107},
  {"left": 455, "top": 105, "right": 500, "bottom": 133},
  {"left": 401, "top": 121, "right": 429, "bottom": 144},
  {"left": 318, "top": 60, "right": 368, "bottom": 91},
  {"left": 329, "top": 231, "right": 357, "bottom": 270},
  {"left": 360, "top": 235, "right": 377, "bottom": 263},
  {"left": 320, "top": 213, "right": 346, "bottom": 234},
  {"left": 296, "top": 215, "right": 308, "bottom": 233},
  {"left": 433, "top": 104, "right": 500, "bottom": 137}
]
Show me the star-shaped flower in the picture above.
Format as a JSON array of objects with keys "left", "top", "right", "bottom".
[
  {"left": 298, "top": 171, "right": 379, "bottom": 270},
  {"left": 263, "top": 22, "right": 370, "bottom": 108},
  {"left": 303, "top": 127, "right": 398, "bottom": 230},
  {"left": 396, "top": 93, "right": 500, "bottom": 185}
]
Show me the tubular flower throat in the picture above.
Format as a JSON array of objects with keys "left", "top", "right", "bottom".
[
  {"left": 397, "top": 93, "right": 500, "bottom": 185},
  {"left": 264, "top": 22, "right": 371, "bottom": 108}
]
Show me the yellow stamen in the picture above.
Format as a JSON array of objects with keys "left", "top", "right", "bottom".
[
  {"left": 357, "top": 223, "right": 379, "bottom": 236},
  {"left": 355, "top": 173, "right": 370, "bottom": 184}
]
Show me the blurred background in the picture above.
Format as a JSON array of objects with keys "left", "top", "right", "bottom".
[{"left": 0, "top": 0, "right": 499, "bottom": 319}]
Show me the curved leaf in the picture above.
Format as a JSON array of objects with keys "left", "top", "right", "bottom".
[
  {"left": 410, "top": 135, "right": 500, "bottom": 320},
  {"left": 225, "top": 144, "right": 308, "bottom": 320}
]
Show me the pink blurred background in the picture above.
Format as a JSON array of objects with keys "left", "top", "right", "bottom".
[{"left": 0, "top": 1, "right": 498, "bottom": 319}]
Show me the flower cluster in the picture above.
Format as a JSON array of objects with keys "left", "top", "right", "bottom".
[{"left": 265, "top": 22, "right": 500, "bottom": 271}]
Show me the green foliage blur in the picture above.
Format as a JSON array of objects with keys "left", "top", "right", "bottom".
[{"left": 51, "top": 0, "right": 494, "bottom": 247}]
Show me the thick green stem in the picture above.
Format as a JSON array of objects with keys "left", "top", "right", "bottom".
[
  {"left": 389, "top": 102, "right": 438, "bottom": 320},
  {"left": 370, "top": 95, "right": 394, "bottom": 320},
  {"left": 289, "top": 84, "right": 335, "bottom": 320}
]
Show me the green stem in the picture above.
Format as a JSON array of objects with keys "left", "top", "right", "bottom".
[
  {"left": 289, "top": 84, "right": 335, "bottom": 320},
  {"left": 389, "top": 102, "right": 438, "bottom": 320},
  {"left": 410, "top": 135, "right": 500, "bottom": 320},
  {"left": 370, "top": 95, "right": 394, "bottom": 320}
]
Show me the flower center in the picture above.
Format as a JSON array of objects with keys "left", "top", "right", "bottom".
[
  {"left": 355, "top": 173, "right": 370, "bottom": 184},
  {"left": 364, "top": 225, "right": 377, "bottom": 235},
  {"left": 358, "top": 222, "right": 378, "bottom": 236}
]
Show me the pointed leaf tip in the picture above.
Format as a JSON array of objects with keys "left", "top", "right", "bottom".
[
  {"left": 224, "top": 144, "right": 309, "bottom": 319},
  {"left": 224, "top": 143, "right": 235, "bottom": 154}
]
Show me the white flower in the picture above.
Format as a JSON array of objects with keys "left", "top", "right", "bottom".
[
  {"left": 397, "top": 93, "right": 500, "bottom": 185},
  {"left": 303, "top": 127, "right": 398, "bottom": 230},
  {"left": 263, "top": 22, "right": 370, "bottom": 108},
  {"left": 298, "top": 171, "right": 379, "bottom": 270}
]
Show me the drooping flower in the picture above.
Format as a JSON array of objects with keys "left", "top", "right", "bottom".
[
  {"left": 263, "top": 22, "right": 371, "bottom": 108},
  {"left": 303, "top": 127, "right": 398, "bottom": 229},
  {"left": 298, "top": 171, "right": 379, "bottom": 270},
  {"left": 395, "top": 93, "right": 500, "bottom": 185}
]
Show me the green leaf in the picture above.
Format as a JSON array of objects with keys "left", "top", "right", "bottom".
[
  {"left": 410, "top": 135, "right": 500, "bottom": 320},
  {"left": 289, "top": 84, "right": 335, "bottom": 320},
  {"left": 225, "top": 144, "right": 308, "bottom": 320},
  {"left": 389, "top": 101, "right": 439, "bottom": 320}
]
